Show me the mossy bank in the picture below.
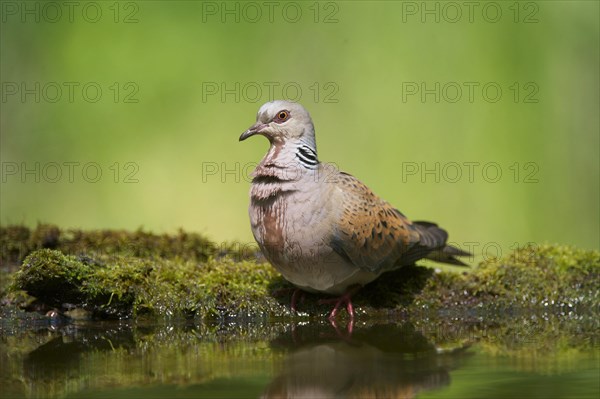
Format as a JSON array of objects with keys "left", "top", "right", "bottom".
[{"left": 1, "top": 224, "right": 598, "bottom": 321}]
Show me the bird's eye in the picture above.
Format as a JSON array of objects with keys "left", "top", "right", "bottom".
[{"left": 274, "top": 110, "right": 289, "bottom": 123}]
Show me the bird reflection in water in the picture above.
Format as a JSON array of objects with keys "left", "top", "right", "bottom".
[{"left": 262, "top": 321, "right": 471, "bottom": 399}]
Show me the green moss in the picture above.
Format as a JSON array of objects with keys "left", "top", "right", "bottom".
[
  {"left": 0, "top": 224, "right": 250, "bottom": 270},
  {"left": 409, "top": 244, "right": 600, "bottom": 313},
  {"left": 2, "top": 225, "right": 598, "bottom": 319},
  {"left": 12, "top": 249, "right": 94, "bottom": 307},
  {"left": 9, "top": 248, "right": 282, "bottom": 319}
]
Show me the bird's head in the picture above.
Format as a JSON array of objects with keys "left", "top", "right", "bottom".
[{"left": 239, "top": 100, "right": 316, "bottom": 149}]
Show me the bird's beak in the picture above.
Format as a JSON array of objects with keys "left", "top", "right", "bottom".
[{"left": 239, "top": 122, "right": 268, "bottom": 141}]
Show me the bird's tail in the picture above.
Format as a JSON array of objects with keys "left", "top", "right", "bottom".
[
  {"left": 412, "top": 221, "right": 472, "bottom": 267},
  {"left": 425, "top": 244, "right": 471, "bottom": 266}
]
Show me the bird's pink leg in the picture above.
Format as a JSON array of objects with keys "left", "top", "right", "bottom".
[
  {"left": 319, "top": 285, "right": 361, "bottom": 320},
  {"left": 271, "top": 287, "right": 305, "bottom": 314},
  {"left": 290, "top": 288, "right": 304, "bottom": 314}
]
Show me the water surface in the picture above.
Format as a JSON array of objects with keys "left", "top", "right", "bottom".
[{"left": 1, "top": 311, "right": 598, "bottom": 398}]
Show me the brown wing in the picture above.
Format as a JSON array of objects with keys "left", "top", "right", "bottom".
[{"left": 328, "top": 172, "right": 445, "bottom": 273}]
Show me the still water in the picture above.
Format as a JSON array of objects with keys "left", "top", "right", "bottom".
[{"left": 1, "top": 312, "right": 598, "bottom": 399}]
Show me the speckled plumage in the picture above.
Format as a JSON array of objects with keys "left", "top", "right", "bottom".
[{"left": 240, "top": 101, "right": 469, "bottom": 316}]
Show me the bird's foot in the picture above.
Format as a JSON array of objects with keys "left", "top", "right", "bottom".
[{"left": 318, "top": 285, "right": 361, "bottom": 320}]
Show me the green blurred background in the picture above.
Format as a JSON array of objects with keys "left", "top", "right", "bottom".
[{"left": 1, "top": 1, "right": 598, "bottom": 257}]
